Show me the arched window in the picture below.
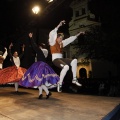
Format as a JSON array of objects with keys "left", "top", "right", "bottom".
[{"left": 79, "top": 68, "right": 87, "bottom": 79}]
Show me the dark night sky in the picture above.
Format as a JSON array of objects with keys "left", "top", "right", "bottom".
[
  {"left": 0, "top": 0, "right": 120, "bottom": 37},
  {"left": 0, "top": 0, "right": 73, "bottom": 48},
  {"left": 0, "top": 0, "right": 120, "bottom": 47},
  {"left": 0, "top": 0, "right": 72, "bottom": 35}
]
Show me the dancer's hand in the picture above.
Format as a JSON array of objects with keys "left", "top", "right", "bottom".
[
  {"left": 21, "top": 44, "right": 25, "bottom": 51},
  {"left": 9, "top": 43, "right": 13, "bottom": 49},
  {"left": 29, "top": 33, "right": 33, "bottom": 38},
  {"left": 76, "top": 31, "right": 85, "bottom": 37},
  {"left": 57, "top": 20, "right": 66, "bottom": 29},
  {"left": 22, "top": 44, "right": 25, "bottom": 48},
  {"left": 4, "top": 47, "right": 7, "bottom": 51}
]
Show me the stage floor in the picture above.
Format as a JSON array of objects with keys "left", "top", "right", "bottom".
[{"left": 0, "top": 86, "right": 120, "bottom": 120}]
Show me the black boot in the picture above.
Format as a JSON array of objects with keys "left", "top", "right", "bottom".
[
  {"left": 38, "top": 94, "right": 43, "bottom": 99},
  {"left": 46, "top": 92, "right": 52, "bottom": 99}
]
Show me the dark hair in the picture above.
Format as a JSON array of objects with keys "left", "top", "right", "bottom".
[{"left": 57, "top": 33, "right": 64, "bottom": 38}]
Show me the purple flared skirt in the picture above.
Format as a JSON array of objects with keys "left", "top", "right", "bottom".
[{"left": 19, "top": 61, "right": 59, "bottom": 88}]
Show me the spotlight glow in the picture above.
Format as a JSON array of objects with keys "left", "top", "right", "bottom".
[
  {"left": 47, "top": 0, "right": 53, "bottom": 3},
  {"left": 32, "top": 6, "right": 40, "bottom": 14}
]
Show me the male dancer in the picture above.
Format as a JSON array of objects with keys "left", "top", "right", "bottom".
[{"left": 49, "top": 20, "right": 84, "bottom": 92}]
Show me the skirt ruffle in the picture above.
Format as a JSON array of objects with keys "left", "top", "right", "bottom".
[
  {"left": 0, "top": 66, "right": 27, "bottom": 84},
  {"left": 19, "top": 61, "right": 59, "bottom": 88}
]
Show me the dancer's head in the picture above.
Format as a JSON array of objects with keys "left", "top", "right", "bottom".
[
  {"left": 13, "top": 51, "right": 18, "bottom": 58},
  {"left": 56, "top": 33, "right": 64, "bottom": 44}
]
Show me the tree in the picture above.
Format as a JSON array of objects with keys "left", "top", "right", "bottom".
[{"left": 73, "top": 25, "right": 120, "bottom": 65}]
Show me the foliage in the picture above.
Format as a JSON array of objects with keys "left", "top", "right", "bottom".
[{"left": 72, "top": 25, "right": 120, "bottom": 64}]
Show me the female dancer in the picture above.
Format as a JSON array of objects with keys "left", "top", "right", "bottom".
[
  {"left": 19, "top": 33, "right": 59, "bottom": 99},
  {"left": 0, "top": 43, "right": 26, "bottom": 92}
]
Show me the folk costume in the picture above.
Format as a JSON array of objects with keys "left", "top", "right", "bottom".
[
  {"left": 49, "top": 20, "right": 82, "bottom": 92},
  {"left": 0, "top": 47, "right": 26, "bottom": 92},
  {"left": 19, "top": 35, "right": 59, "bottom": 99}
]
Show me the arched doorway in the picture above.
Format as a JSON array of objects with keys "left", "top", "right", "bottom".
[{"left": 79, "top": 68, "right": 87, "bottom": 79}]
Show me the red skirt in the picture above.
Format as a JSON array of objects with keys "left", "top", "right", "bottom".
[{"left": 0, "top": 66, "right": 27, "bottom": 84}]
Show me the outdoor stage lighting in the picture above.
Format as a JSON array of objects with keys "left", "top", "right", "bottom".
[
  {"left": 47, "top": 0, "right": 54, "bottom": 3},
  {"left": 32, "top": 6, "right": 40, "bottom": 14}
]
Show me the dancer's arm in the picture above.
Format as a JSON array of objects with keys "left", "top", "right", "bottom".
[
  {"left": 8, "top": 43, "right": 14, "bottom": 65},
  {"left": 29, "top": 33, "right": 41, "bottom": 53},
  {"left": 28, "top": 33, "right": 45, "bottom": 59},
  {"left": 62, "top": 32, "right": 85, "bottom": 47},
  {"left": 2, "top": 47, "right": 8, "bottom": 59},
  {"left": 49, "top": 20, "right": 65, "bottom": 46},
  {"left": 19, "top": 44, "right": 25, "bottom": 59},
  {"left": 8, "top": 43, "right": 13, "bottom": 58}
]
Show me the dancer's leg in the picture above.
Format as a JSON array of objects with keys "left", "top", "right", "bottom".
[
  {"left": 41, "top": 85, "right": 52, "bottom": 99},
  {"left": 14, "top": 82, "right": 19, "bottom": 92},
  {"left": 57, "top": 65, "right": 69, "bottom": 92},
  {"left": 53, "top": 59, "right": 69, "bottom": 92},
  {"left": 41, "top": 85, "right": 49, "bottom": 95},
  {"left": 38, "top": 86, "right": 43, "bottom": 99},
  {"left": 71, "top": 59, "right": 82, "bottom": 86}
]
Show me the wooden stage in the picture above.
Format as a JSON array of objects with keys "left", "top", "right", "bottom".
[{"left": 0, "top": 86, "right": 120, "bottom": 120}]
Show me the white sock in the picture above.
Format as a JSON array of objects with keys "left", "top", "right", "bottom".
[
  {"left": 14, "top": 82, "right": 19, "bottom": 91},
  {"left": 38, "top": 86, "right": 42, "bottom": 95},
  {"left": 59, "top": 65, "right": 69, "bottom": 85},
  {"left": 41, "top": 85, "right": 49, "bottom": 95},
  {"left": 71, "top": 59, "right": 77, "bottom": 80}
]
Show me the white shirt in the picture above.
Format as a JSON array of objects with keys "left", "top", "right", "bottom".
[
  {"left": 13, "top": 57, "right": 20, "bottom": 67},
  {"left": 41, "top": 48, "right": 48, "bottom": 58},
  {"left": 0, "top": 63, "right": 2, "bottom": 69},
  {"left": 49, "top": 27, "right": 77, "bottom": 61},
  {"left": 35, "top": 48, "right": 48, "bottom": 62}
]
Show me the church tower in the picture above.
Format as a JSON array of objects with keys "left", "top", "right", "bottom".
[
  {"left": 68, "top": 0, "right": 101, "bottom": 78},
  {"left": 69, "top": 0, "right": 100, "bottom": 35}
]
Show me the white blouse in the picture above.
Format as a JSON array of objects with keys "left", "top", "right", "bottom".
[
  {"left": 49, "top": 27, "right": 77, "bottom": 61},
  {"left": 13, "top": 57, "right": 20, "bottom": 67},
  {"left": 41, "top": 48, "right": 48, "bottom": 58}
]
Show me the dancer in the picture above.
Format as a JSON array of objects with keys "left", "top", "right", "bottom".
[
  {"left": 19, "top": 33, "right": 59, "bottom": 99},
  {"left": 0, "top": 47, "right": 7, "bottom": 69},
  {"left": 0, "top": 43, "right": 26, "bottom": 92},
  {"left": 49, "top": 20, "right": 84, "bottom": 92}
]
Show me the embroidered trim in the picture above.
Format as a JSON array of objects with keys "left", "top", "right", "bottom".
[{"left": 22, "top": 73, "right": 59, "bottom": 83}]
